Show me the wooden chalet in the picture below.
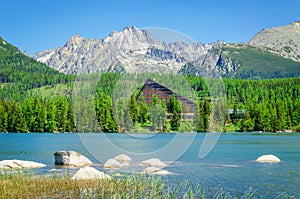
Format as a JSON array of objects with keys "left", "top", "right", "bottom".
[{"left": 136, "top": 79, "right": 197, "bottom": 120}]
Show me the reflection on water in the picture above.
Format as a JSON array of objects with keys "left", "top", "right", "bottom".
[{"left": 0, "top": 132, "right": 299, "bottom": 197}]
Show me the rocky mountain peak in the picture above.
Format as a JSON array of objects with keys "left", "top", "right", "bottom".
[
  {"left": 66, "top": 34, "right": 84, "bottom": 44},
  {"left": 290, "top": 21, "right": 300, "bottom": 31},
  {"left": 122, "top": 25, "right": 138, "bottom": 31},
  {"left": 63, "top": 34, "right": 85, "bottom": 52},
  {"left": 103, "top": 25, "right": 156, "bottom": 50}
]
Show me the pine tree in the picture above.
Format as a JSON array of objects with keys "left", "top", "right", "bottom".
[
  {"left": 254, "top": 106, "right": 264, "bottom": 131},
  {"left": 129, "top": 94, "right": 138, "bottom": 124},
  {"left": 14, "top": 103, "right": 28, "bottom": 132},
  {"left": 96, "top": 93, "right": 119, "bottom": 132},
  {"left": 138, "top": 94, "right": 149, "bottom": 124},
  {"left": 241, "top": 110, "right": 254, "bottom": 132},
  {"left": 170, "top": 96, "right": 182, "bottom": 131},
  {"left": 150, "top": 94, "right": 166, "bottom": 131},
  {"left": 194, "top": 101, "right": 205, "bottom": 132},
  {"left": 203, "top": 99, "right": 210, "bottom": 130},
  {"left": 0, "top": 102, "right": 7, "bottom": 132},
  {"left": 276, "top": 101, "right": 284, "bottom": 131},
  {"left": 65, "top": 102, "right": 76, "bottom": 132},
  {"left": 45, "top": 100, "right": 57, "bottom": 132}
]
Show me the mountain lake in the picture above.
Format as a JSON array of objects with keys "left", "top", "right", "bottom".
[{"left": 0, "top": 132, "right": 299, "bottom": 198}]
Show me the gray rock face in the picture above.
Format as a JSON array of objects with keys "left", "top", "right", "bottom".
[
  {"left": 34, "top": 26, "right": 221, "bottom": 75},
  {"left": 0, "top": 160, "right": 46, "bottom": 169},
  {"left": 249, "top": 21, "right": 300, "bottom": 62},
  {"left": 54, "top": 151, "right": 93, "bottom": 166},
  {"left": 71, "top": 166, "right": 111, "bottom": 180},
  {"left": 215, "top": 53, "right": 240, "bottom": 75}
]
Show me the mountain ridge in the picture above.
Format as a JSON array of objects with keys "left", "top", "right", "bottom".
[
  {"left": 33, "top": 26, "right": 222, "bottom": 75},
  {"left": 23, "top": 22, "right": 300, "bottom": 79}
]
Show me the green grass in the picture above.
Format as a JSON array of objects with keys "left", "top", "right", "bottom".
[
  {"left": 0, "top": 171, "right": 270, "bottom": 199},
  {"left": 26, "top": 83, "right": 73, "bottom": 98},
  {"left": 0, "top": 171, "right": 169, "bottom": 198},
  {"left": 1, "top": 170, "right": 298, "bottom": 198}
]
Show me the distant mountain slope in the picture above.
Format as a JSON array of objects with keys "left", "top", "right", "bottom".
[
  {"left": 0, "top": 37, "right": 72, "bottom": 99},
  {"left": 216, "top": 44, "right": 300, "bottom": 79},
  {"left": 249, "top": 21, "right": 300, "bottom": 62}
]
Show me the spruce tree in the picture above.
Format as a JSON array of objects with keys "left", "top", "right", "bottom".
[
  {"left": 129, "top": 94, "right": 138, "bottom": 124},
  {"left": 170, "top": 96, "right": 182, "bottom": 131}
]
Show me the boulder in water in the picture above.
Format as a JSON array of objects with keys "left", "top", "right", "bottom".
[
  {"left": 71, "top": 166, "right": 111, "bottom": 180},
  {"left": 0, "top": 160, "right": 46, "bottom": 169},
  {"left": 114, "top": 154, "right": 131, "bottom": 162},
  {"left": 103, "top": 159, "right": 121, "bottom": 169},
  {"left": 143, "top": 166, "right": 170, "bottom": 175},
  {"left": 256, "top": 154, "right": 280, "bottom": 163},
  {"left": 54, "top": 151, "right": 93, "bottom": 166},
  {"left": 141, "top": 158, "right": 167, "bottom": 167}
]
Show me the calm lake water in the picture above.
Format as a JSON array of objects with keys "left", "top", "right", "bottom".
[{"left": 0, "top": 133, "right": 299, "bottom": 198}]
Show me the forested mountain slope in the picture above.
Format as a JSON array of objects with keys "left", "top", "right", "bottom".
[{"left": 0, "top": 37, "right": 73, "bottom": 100}]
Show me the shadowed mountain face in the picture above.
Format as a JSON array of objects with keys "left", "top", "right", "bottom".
[{"left": 33, "top": 23, "right": 300, "bottom": 79}]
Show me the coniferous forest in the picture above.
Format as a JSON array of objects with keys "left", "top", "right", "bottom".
[
  {"left": 1, "top": 36, "right": 299, "bottom": 133},
  {"left": 0, "top": 72, "right": 299, "bottom": 133}
]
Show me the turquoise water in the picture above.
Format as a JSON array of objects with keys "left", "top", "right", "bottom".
[{"left": 0, "top": 133, "right": 299, "bottom": 197}]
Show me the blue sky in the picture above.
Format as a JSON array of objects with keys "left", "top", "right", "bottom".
[{"left": 1, "top": 0, "right": 299, "bottom": 55}]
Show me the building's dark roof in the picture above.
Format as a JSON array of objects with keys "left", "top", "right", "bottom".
[{"left": 137, "top": 78, "right": 197, "bottom": 107}]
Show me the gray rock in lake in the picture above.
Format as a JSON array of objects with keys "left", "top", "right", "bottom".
[
  {"left": 0, "top": 160, "right": 46, "bottom": 169},
  {"left": 113, "top": 154, "right": 131, "bottom": 162},
  {"left": 256, "top": 154, "right": 281, "bottom": 163},
  {"left": 140, "top": 158, "right": 167, "bottom": 167},
  {"left": 71, "top": 166, "right": 111, "bottom": 180},
  {"left": 103, "top": 159, "right": 122, "bottom": 169},
  {"left": 54, "top": 151, "right": 93, "bottom": 166},
  {"left": 143, "top": 166, "right": 170, "bottom": 175}
]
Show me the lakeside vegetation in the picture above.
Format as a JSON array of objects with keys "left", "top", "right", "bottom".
[
  {"left": 0, "top": 73, "right": 299, "bottom": 133},
  {"left": 0, "top": 171, "right": 267, "bottom": 198}
]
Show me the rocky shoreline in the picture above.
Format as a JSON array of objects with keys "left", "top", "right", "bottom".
[
  {"left": 0, "top": 151, "right": 173, "bottom": 179},
  {"left": 0, "top": 151, "right": 281, "bottom": 180}
]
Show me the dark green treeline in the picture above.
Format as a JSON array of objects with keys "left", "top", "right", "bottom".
[
  {"left": 0, "top": 73, "right": 300, "bottom": 132},
  {"left": 0, "top": 97, "right": 75, "bottom": 133}
]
